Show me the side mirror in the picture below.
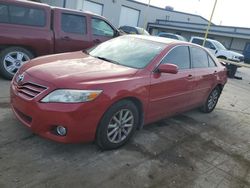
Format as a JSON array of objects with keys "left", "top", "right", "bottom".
[{"left": 157, "top": 64, "right": 178, "bottom": 74}]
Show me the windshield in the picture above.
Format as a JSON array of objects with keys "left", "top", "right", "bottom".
[
  {"left": 88, "top": 36, "right": 166, "bottom": 69},
  {"left": 212, "top": 40, "right": 226, "bottom": 50}
]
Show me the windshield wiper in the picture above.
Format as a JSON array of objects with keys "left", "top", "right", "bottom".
[{"left": 93, "top": 56, "right": 120, "bottom": 65}]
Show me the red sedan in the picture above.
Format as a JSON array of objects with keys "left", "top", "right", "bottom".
[{"left": 10, "top": 35, "right": 227, "bottom": 149}]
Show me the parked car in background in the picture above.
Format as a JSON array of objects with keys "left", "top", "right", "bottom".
[
  {"left": 11, "top": 35, "right": 227, "bottom": 150},
  {"left": 190, "top": 36, "right": 244, "bottom": 62},
  {"left": 119, "top": 26, "right": 150, "bottom": 35},
  {"left": 0, "top": 0, "right": 120, "bottom": 79},
  {"left": 158, "top": 32, "right": 187, "bottom": 41}
]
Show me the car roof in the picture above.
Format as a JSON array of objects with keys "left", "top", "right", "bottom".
[{"left": 127, "top": 35, "right": 187, "bottom": 45}]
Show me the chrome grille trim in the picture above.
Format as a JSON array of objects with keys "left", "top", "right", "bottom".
[{"left": 16, "top": 82, "right": 48, "bottom": 100}]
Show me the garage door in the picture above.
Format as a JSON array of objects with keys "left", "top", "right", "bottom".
[
  {"left": 119, "top": 6, "right": 140, "bottom": 27},
  {"left": 83, "top": 1, "right": 103, "bottom": 15}
]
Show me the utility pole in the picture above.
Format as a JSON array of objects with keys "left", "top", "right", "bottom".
[
  {"left": 144, "top": 0, "right": 151, "bottom": 29},
  {"left": 202, "top": 0, "right": 218, "bottom": 46}
]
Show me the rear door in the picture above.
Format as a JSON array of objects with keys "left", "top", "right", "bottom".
[
  {"left": 190, "top": 46, "right": 218, "bottom": 106},
  {"left": 53, "top": 9, "right": 93, "bottom": 53},
  {"left": 148, "top": 46, "right": 196, "bottom": 122},
  {"left": 90, "top": 17, "right": 116, "bottom": 45}
]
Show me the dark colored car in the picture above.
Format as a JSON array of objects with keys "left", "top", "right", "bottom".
[
  {"left": 11, "top": 35, "right": 227, "bottom": 150},
  {"left": 119, "top": 26, "right": 150, "bottom": 35},
  {"left": 243, "top": 42, "right": 250, "bottom": 64},
  {"left": 0, "top": 0, "right": 119, "bottom": 79},
  {"left": 158, "top": 32, "right": 187, "bottom": 41}
]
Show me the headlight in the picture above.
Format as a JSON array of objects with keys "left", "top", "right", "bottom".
[
  {"left": 41, "top": 89, "right": 102, "bottom": 103},
  {"left": 232, "top": 56, "right": 240, "bottom": 61}
]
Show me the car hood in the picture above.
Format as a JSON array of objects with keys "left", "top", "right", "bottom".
[
  {"left": 21, "top": 51, "right": 138, "bottom": 87},
  {"left": 220, "top": 50, "right": 244, "bottom": 57}
]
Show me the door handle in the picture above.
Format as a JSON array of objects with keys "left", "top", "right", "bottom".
[
  {"left": 186, "top": 74, "right": 193, "bottom": 79},
  {"left": 61, "top": 36, "right": 71, "bottom": 41},
  {"left": 214, "top": 70, "right": 217, "bottom": 73}
]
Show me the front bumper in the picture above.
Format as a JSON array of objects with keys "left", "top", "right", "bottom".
[{"left": 10, "top": 76, "right": 107, "bottom": 143}]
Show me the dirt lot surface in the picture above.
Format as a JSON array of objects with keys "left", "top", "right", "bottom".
[{"left": 0, "top": 68, "right": 250, "bottom": 188}]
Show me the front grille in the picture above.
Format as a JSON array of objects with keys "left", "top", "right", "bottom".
[{"left": 16, "top": 82, "right": 47, "bottom": 99}]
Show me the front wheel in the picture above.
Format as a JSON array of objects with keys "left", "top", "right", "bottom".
[
  {"left": 96, "top": 100, "right": 139, "bottom": 150},
  {"left": 200, "top": 87, "right": 221, "bottom": 113},
  {"left": 0, "top": 47, "right": 34, "bottom": 80}
]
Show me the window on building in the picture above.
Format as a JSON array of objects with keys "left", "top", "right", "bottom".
[
  {"left": 91, "top": 18, "right": 114, "bottom": 37},
  {"left": 0, "top": 4, "right": 8, "bottom": 23},
  {"left": 191, "top": 47, "right": 209, "bottom": 68},
  {"left": 161, "top": 46, "right": 190, "bottom": 69},
  {"left": 61, "top": 13, "right": 86, "bottom": 34},
  {"left": 8, "top": 5, "right": 45, "bottom": 27}
]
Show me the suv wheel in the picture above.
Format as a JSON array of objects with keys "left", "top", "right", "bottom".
[{"left": 0, "top": 47, "right": 34, "bottom": 80}]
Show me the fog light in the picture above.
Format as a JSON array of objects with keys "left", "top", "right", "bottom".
[{"left": 56, "top": 126, "right": 67, "bottom": 136}]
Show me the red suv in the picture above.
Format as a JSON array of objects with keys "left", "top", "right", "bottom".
[
  {"left": 0, "top": 0, "right": 119, "bottom": 79},
  {"left": 10, "top": 35, "right": 227, "bottom": 150}
]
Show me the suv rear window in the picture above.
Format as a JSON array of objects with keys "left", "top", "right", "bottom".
[{"left": 0, "top": 3, "right": 46, "bottom": 27}]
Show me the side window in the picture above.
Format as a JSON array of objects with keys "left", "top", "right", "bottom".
[
  {"left": 192, "top": 38, "right": 203, "bottom": 45},
  {"left": 162, "top": 46, "right": 190, "bottom": 69},
  {"left": 205, "top": 41, "right": 215, "bottom": 49},
  {"left": 9, "top": 5, "right": 45, "bottom": 27},
  {"left": 91, "top": 18, "right": 114, "bottom": 37},
  {"left": 61, "top": 13, "right": 86, "bottom": 35},
  {"left": 0, "top": 4, "right": 9, "bottom": 23},
  {"left": 191, "top": 47, "right": 209, "bottom": 68},
  {"left": 208, "top": 55, "right": 217, "bottom": 67}
]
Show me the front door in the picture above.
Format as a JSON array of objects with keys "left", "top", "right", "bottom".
[{"left": 147, "top": 46, "right": 196, "bottom": 122}]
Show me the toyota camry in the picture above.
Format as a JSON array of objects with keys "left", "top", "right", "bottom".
[{"left": 10, "top": 35, "right": 227, "bottom": 149}]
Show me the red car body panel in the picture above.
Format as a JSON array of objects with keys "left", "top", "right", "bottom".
[{"left": 10, "top": 39, "right": 227, "bottom": 143}]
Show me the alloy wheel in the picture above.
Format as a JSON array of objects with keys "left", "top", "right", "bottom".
[
  {"left": 3, "top": 51, "right": 30, "bottom": 75},
  {"left": 207, "top": 89, "right": 219, "bottom": 110},
  {"left": 107, "top": 109, "right": 134, "bottom": 144}
]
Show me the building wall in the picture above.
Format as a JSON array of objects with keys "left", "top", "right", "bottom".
[
  {"left": 153, "top": 27, "right": 249, "bottom": 53},
  {"left": 41, "top": 0, "right": 209, "bottom": 28},
  {"left": 41, "top": 0, "right": 64, "bottom": 7}
]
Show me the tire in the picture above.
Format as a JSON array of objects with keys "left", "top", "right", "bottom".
[
  {"left": 96, "top": 100, "right": 139, "bottom": 150},
  {"left": 0, "top": 47, "right": 34, "bottom": 80},
  {"left": 200, "top": 87, "right": 221, "bottom": 113}
]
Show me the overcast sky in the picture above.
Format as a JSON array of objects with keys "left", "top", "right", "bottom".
[{"left": 136, "top": 0, "right": 250, "bottom": 28}]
